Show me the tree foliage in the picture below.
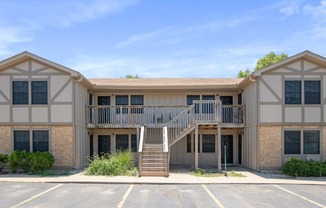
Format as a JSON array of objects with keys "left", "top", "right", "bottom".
[
  {"left": 254, "top": 52, "right": 288, "bottom": 70},
  {"left": 124, "top": 74, "right": 139, "bottom": 78},
  {"left": 237, "top": 69, "right": 250, "bottom": 78},
  {"left": 237, "top": 52, "right": 288, "bottom": 78}
]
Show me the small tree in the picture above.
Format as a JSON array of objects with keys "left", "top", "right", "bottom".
[
  {"left": 237, "top": 52, "right": 288, "bottom": 78},
  {"left": 237, "top": 69, "right": 250, "bottom": 78},
  {"left": 124, "top": 74, "right": 139, "bottom": 78}
]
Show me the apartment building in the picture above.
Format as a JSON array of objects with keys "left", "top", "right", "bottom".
[{"left": 0, "top": 50, "right": 325, "bottom": 176}]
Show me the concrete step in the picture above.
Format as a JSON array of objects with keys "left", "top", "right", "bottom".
[{"left": 138, "top": 171, "right": 169, "bottom": 177}]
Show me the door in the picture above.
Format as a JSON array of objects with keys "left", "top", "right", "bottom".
[
  {"left": 98, "top": 135, "right": 111, "bottom": 155},
  {"left": 90, "top": 134, "right": 93, "bottom": 158},
  {"left": 98, "top": 96, "right": 110, "bottom": 124},
  {"left": 238, "top": 134, "right": 242, "bottom": 165},
  {"left": 220, "top": 96, "right": 233, "bottom": 123},
  {"left": 221, "top": 135, "right": 233, "bottom": 164}
]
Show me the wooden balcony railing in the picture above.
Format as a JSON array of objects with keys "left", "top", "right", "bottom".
[{"left": 86, "top": 102, "right": 244, "bottom": 128}]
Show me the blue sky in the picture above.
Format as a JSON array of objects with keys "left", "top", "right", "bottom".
[{"left": 0, "top": 0, "right": 325, "bottom": 78}]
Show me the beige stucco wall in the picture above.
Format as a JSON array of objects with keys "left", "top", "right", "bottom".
[
  {"left": 51, "top": 126, "right": 74, "bottom": 168},
  {"left": 0, "top": 126, "right": 11, "bottom": 154},
  {"left": 259, "top": 126, "right": 282, "bottom": 169}
]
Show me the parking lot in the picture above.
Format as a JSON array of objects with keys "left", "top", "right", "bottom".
[{"left": 1, "top": 182, "right": 325, "bottom": 208}]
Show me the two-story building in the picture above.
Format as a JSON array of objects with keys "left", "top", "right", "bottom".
[{"left": 0, "top": 50, "right": 325, "bottom": 176}]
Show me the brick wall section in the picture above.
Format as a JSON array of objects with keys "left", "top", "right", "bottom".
[
  {"left": 0, "top": 126, "right": 11, "bottom": 154},
  {"left": 259, "top": 126, "right": 282, "bottom": 169},
  {"left": 51, "top": 126, "right": 74, "bottom": 168}
]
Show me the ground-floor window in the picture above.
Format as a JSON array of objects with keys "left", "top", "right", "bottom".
[
  {"left": 202, "top": 134, "right": 215, "bottom": 153},
  {"left": 186, "top": 134, "right": 200, "bottom": 153},
  {"left": 98, "top": 135, "right": 111, "bottom": 154},
  {"left": 14, "top": 130, "right": 49, "bottom": 152},
  {"left": 116, "top": 134, "right": 129, "bottom": 151},
  {"left": 284, "top": 130, "right": 320, "bottom": 155},
  {"left": 131, "top": 134, "right": 137, "bottom": 152}
]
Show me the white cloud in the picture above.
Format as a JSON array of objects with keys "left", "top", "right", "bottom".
[
  {"left": 303, "top": 0, "right": 326, "bottom": 39},
  {"left": 279, "top": 5, "right": 299, "bottom": 16},
  {"left": 0, "top": 25, "right": 32, "bottom": 56},
  {"left": 54, "top": 0, "right": 138, "bottom": 27},
  {"left": 115, "top": 27, "right": 171, "bottom": 48}
]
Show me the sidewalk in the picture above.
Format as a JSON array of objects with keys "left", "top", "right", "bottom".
[{"left": 1, "top": 169, "right": 326, "bottom": 185}]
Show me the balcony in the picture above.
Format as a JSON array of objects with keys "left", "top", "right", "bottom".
[{"left": 86, "top": 102, "right": 244, "bottom": 128}]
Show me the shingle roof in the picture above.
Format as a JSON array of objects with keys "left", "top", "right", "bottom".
[{"left": 89, "top": 78, "right": 243, "bottom": 87}]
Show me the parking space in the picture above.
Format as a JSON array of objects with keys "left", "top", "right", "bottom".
[{"left": 1, "top": 182, "right": 325, "bottom": 208}]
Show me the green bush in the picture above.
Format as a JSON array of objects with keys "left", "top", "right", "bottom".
[
  {"left": 283, "top": 158, "right": 326, "bottom": 177},
  {"left": 0, "top": 153, "right": 8, "bottom": 172},
  {"left": 8, "top": 150, "right": 30, "bottom": 173},
  {"left": 29, "top": 152, "right": 55, "bottom": 174},
  {"left": 8, "top": 150, "right": 55, "bottom": 173},
  {"left": 85, "top": 150, "right": 136, "bottom": 176}
]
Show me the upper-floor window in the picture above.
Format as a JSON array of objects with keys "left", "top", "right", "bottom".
[
  {"left": 116, "top": 95, "right": 144, "bottom": 114},
  {"left": 187, "top": 95, "right": 216, "bottom": 114},
  {"left": 285, "top": 80, "right": 320, "bottom": 104},
  {"left": 304, "top": 81, "right": 320, "bottom": 104},
  {"left": 12, "top": 81, "right": 28, "bottom": 104},
  {"left": 12, "top": 81, "right": 48, "bottom": 105},
  {"left": 31, "top": 81, "right": 48, "bottom": 104}
]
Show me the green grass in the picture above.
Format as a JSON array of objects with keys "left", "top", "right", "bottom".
[
  {"left": 191, "top": 168, "right": 245, "bottom": 177},
  {"left": 84, "top": 150, "right": 137, "bottom": 176}
]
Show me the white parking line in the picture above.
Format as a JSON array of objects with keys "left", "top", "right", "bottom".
[
  {"left": 117, "top": 184, "right": 134, "bottom": 208},
  {"left": 202, "top": 184, "right": 225, "bottom": 208},
  {"left": 273, "top": 185, "right": 326, "bottom": 208},
  {"left": 10, "top": 184, "right": 62, "bottom": 208}
]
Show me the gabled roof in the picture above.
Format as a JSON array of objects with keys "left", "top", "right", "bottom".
[
  {"left": 238, "top": 50, "right": 326, "bottom": 88},
  {"left": 89, "top": 78, "right": 244, "bottom": 90},
  {"left": 252, "top": 50, "right": 326, "bottom": 77},
  {"left": 0, "top": 51, "right": 92, "bottom": 87}
]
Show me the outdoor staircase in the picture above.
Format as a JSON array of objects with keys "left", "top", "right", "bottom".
[{"left": 138, "top": 143, "right": 169, "bottom": 177}]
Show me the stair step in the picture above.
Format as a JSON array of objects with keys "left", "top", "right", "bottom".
[
  {"left": 139, "top": 171, "right": 169, "bottom": 177},
  {"left": 142, "top": 163, "right": 166, "bottom": 167}
]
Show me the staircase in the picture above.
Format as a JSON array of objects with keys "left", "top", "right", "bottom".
[
  {"left": 138, "top": 143, "right": 169, "bottom": 177},
  {"left": 138, "top": 101, "right": 221, "bottom": 177}
]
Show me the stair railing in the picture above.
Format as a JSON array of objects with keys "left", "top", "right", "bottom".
[
  {"left": 163, "top": 104, "right": 196, "bottom": 147},
  {"left": 138, "top": 126, "right": 145, "bottom": 174}
]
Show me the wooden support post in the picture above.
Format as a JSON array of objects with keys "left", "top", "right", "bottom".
[
  {"left": 217, "top": 124, "right": 222, "bottom": 171},
  {"left": 195, "top": 124, "right": 199, "bottom": 170}
]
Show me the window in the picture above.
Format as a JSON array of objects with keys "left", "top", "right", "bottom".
[
  {"left": 98, "top": 135, "right": 111, "bottom": 154},
  {"left": 187, "top": 95, "right": 200, "bottom": 113},
  {"left": 31, "top": 81, "right": 47, "bottom": 104},
  {"left": 14, "top": 131, "right": 30, "bottom": 152},
  {"left": 12, "top": 81, "right": 28, "bottom": 104},
  {"left": 284, "top": 131, "right": 300, "bottom": 154},
  {"left": 33, "top": 131, "right": 49, "bottom": 152},
  {"left": 202, "top": 95, "right": 215, "bottom": 114},
  {"left": 285, "top": 81, "right": 301, "bottom": 104},
  {"left": 131, "top": 95, "right": 144, "bottom": 114},
  {"left": 202, "top": 134, "right": 215, "bottom": 153},
  {"left": 304, "top": 131, "right": 320, "bottom": 154},
  {"left": 116, "top": 95, "right": 129, "bottom": 114},
  {"left": 116, "top": 134, "right": 129, "bottom": 151},
  {"left": 12, "top": 81, "right": 48, "bottom": 105},
  {"left": 98, "top": 96, "right": 110, "bottom": 105},
  {"left": 285, "top": 80, "right": 321, "bottom": 105},
  {"left": 131, "top": 134, "right": 137, "bottom": 152},
  {"left": 284, "top": 130, "right": 320, "bottom": 155},
  {"left": 14, "top": 130, "right": 49, "bottom": 152},
  {"left": 186, "top": 134, "right": 200, "bottom": 153},
  {"left": 304, "top": 81, "right": 320, "bottom": 104}
]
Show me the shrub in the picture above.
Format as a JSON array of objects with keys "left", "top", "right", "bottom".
[
  {"left": 8, "top": 150, "right": 55, "bottom": 173},
  {"left": 8, "top": 150, "right": 30, "bottom": 173},
  {"left": 85, "top": 150, "right": 136, "bottom": 176},
  {"left": 283, "top": 158, "right": 326, "bottom": 177},
  {"left": 0, "top": 153, "right": 8, "bottom": 172},
  {"left": 29, "top": 152, "right": 55, "bottom": 174}
]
